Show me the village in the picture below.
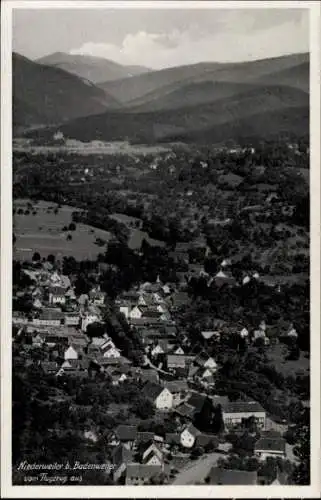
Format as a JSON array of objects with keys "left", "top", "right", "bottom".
[{"left": 12, "top": 245, "right": 305, "bottom": 486}]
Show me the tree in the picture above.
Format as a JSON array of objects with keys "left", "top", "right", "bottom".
[
  {"left": 47, "top": 254, "right": 55, "bottom": 264},
  {"left": 68, "top": 222, "right": 76, "bottom": 231},
  {"left": 66, "top": 234, "right": 72, "bottom": 241},
  {"left": 212, "top": 404, "right": 225, "bottom": 434},
  {"left": 130, "top": 397, "right": 154, "bottom": 420},
  {"left": 32, "top": 252, "right": 41, "bottom": 262}
]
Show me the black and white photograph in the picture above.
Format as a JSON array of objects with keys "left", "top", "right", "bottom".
[{"left": 1, "top": 0, "right": 320, "bottom": 497}]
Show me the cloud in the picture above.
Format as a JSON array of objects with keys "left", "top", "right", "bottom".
[{"left": 69, "top": 10, "right": 309, "bottom": 69}]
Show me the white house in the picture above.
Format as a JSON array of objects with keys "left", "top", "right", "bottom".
[
  {"left": 143, "top": 382, "right": 173, "bottom": 410},
  {"left": 64, "top": 312, "right": 80, "bottom": 327},
  {"left": 180, "top": 424, "right": 201, "bottom": 448},
  {"left": 89, "top": 288, "right": 105, "bottom": 306},
  {"left": 240, "top": 327, "right": 249, "bottom": 338},
  {"left": 119, "top": 305, "right": 130, "bottom": 319},
  {"left": 129, "top": 306, "right": 144, "bottom": 320},
  {"left": 102, "top": 345, "right": 121, "bottom": 358},
  {"left": 81, "top": 313, "right": 100, "bottom": 332},
  {"left": 64, "top": 345, "right": 79, "bottom": 360},
  {"left": 151, "top": 344, "right": 165, "bottom": 357},
  {"left": 222, "top": 401, "right": 266, "bottom": 429},
  {"left": 174, "top": 347, "right": 185, "bottom": 355},
  {"left": 142, "top": 443, "right": 163, "bottom": 463},
  {"left": 49, "top": 286, "right": 66, "bottom": 305}
]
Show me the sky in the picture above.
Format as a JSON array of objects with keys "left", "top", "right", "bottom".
[{"left": 12, "top": 8, "right": 309, "bottom": 69}]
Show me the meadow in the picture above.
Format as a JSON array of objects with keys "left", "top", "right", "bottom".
[{"left": 13, "top": 199, "right": 112, "bottom": 261}]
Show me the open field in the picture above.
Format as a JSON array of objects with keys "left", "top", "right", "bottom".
[
  {"left": 266, "top": 343, "right": 310, "bottom": 377},
  {"left": 110, "top": 212, "right": 166, "bottom": 250},
  {"left": 13, "top": 199, "right": 112, "bottom": 260}
]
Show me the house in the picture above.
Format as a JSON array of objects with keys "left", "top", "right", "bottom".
[
  {"left": 140, "top": 369, "right": 159, "bottom": 384},
  {"left": 112, "top": 445, "right": 134, "bottom": 482},
  {"left": 163, "top": 380, "right": 189, "bottom": 406},
  {"left": 222, "top": 401, "right": 266, "bottom": 429},
  {"left": 201, "top": 331, "right": 216, "bottom": 341},
  {"left": 60, "top": 359, "right": 89, "bottom": 376},
  {"left": 33, "top": 298, "right": 43, "bottom": 309},
  {"left": 151, "top": 343, "right": 166, "bottom": 357},
  {"left": 195, "top": 353, "right": 217, "bottom": 371},
  {"left": 64, "top": 312, "right": 80, "bottom": 327},
  {"left": 214, "top": 270, "right": 236, "bottom": 288},
  {"left": 81, "top": 313, "right": 101, "bottom": 332},
  {"left": 142, "top": 382, "right": 173, "bottom": 410},
  {"left": 125, "top": 464, "right": 163, "bottom": 485},
  {"left": 113, "top": 425, "right": 138, "bottom": 450},
  {"left": 180, "top": 424, "right": 201, "bottom": 448},
  {"left": 32, "top": 333, "right": 45, "bottom": 346},
  {"left": 195, "top": 433, "right": 219, "bottom": 449},
  {"left": 40, "top": 361, "right": 59, "bottom": 374},
  {"left": 48, "top": 286, "right": 66, "bottom": 305},
  {"left": 89, "top": 288, "right": 105, "bottom": 306},
  {"left": 165, "top": 433, "right": 181, "bottom": 447},
  {"left": 64, "top": 345, "right": 79, "bottom": 360},
  {"left": 111, "top": 373, "right": 127, "bottom": 385},
  {"left": 254, "top": 437, "right": 287, "bottom": 460},
  {"left": 207, "top": 467, "right": 258, "bottom": 485},
  {"left": 142, "top": 443, "right": 163, "bottom": 466},
  {"left": 102, "top": 345, "right": 121, "bottom": 358},
  {"left": 240, "top": 327, "right": 249, "bottom": 338},
  {"left": 167, "top": 354, "right": 186, "bottom": 371},
  {"left": 32, "top": 309, "right": 64, "bottom": 327},
  {"left": 170, "top": 291, "right": 190, "bottom": 309},
  {"left": 129, "top": 305, "right": 145, "bottom": 320}
]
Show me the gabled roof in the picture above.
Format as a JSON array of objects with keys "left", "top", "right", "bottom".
[
  {"left": 196, "top": 433, "right": 219, "bottom": 448},
  {"left": 164, "top": 380, "right": 189, "bottom": 393},
  {"left": 143, "top": 382, "right": 167, "bottom": 401},
  {"left": 126, "top": 464, "right": 162, "bottom": 481},
  {"left": 136, "top": 432, "right": 155, "bottom": 444},
  {"left": 208, "top": 467, "right": 257, "bottom": 485},
  {"left": 223, "top": 401, "right": 265, "bottom": 414},
  {"left": 142, "top": 450, "right": 162, "bottom": 465},
  {"left": 112, "top": 444, "right": 133, "bottom": 466},
  {"left": 165, "top": 433, "right": 181, "bottom": 445},
  {"left": 115, "top": 425, "right": 138, "bottom": 441},
  {"left": 254, "top": 437, "right": 286, "bottom": 453},
  {"left": 184, "top": 424, "right": 201, "bottom": 437},
  {"left": 201, "top": 331, "right": 216, "bottom": 340},
  {"left": 49, "top": 286, "right": 66, "bottom": 296},
  {"left": 167, "top": 354, "right": 186, "bottom": 368},
  {"left": 187, "top": 392, "right": 207, "bottom": 410}
]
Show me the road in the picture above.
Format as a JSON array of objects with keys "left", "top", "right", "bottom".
[{"left": 171, "top": 452, "right": 222, "bottom": 485}]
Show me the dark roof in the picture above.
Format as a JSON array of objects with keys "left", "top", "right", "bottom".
[
  {"left": 167, "top": 354, "right": 186, "bottom": 368},
  {"left": 165, "top": 433, "right": 181, "bottom": 445},
  {"left": 255, "top": 437, "right": 286, "bottom": 453},
  {"left": 196, "top": 433, "right": 219, "bottom": 448},
  {"left": 126, "top": 464, "right": 162, "bottom": 481},
  {"left": 136, "top": 432, "right": 155, "bottom": 444},
  {"left": 39, "top": 310, "right": 64, "bottom": 321},
  {"left": 208, "top": 467, "right": 258, "bottom": 485},
  {"left": 163, "top": 380, "right": 189, "bottom": 393},
  {"left": 112, "top": 444, "right": 133, "bottom": 466},
  {"left": 140, "top": 369, "right": 159, "bottom": 383},
  {"left": 142, "top": 450, "right": 162, "bottom": 465},
  {"left": 115, "top": 425, "right": 138, "bottom": 441},
  {"left": 175, "top": 403, "right": 195, "bottom": 419},
  {"left": 49, "top": 286, "right": 65, "bottom": 296},
  {"left": 223, "top": 401, "right": 265, "bottom": 414},
  {"left": 143, "top": 381, "right": 166, "bottom": 401},
  {"left": 187, "top": 392, "right": 207, "bottom": 411},
  {"left": 41, "top": 361, "right": 59, "bottom": 373}
]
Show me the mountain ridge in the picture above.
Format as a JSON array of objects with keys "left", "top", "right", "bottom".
[{"left": 36, "top": 51, "right": 151, "bottom": 83}]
